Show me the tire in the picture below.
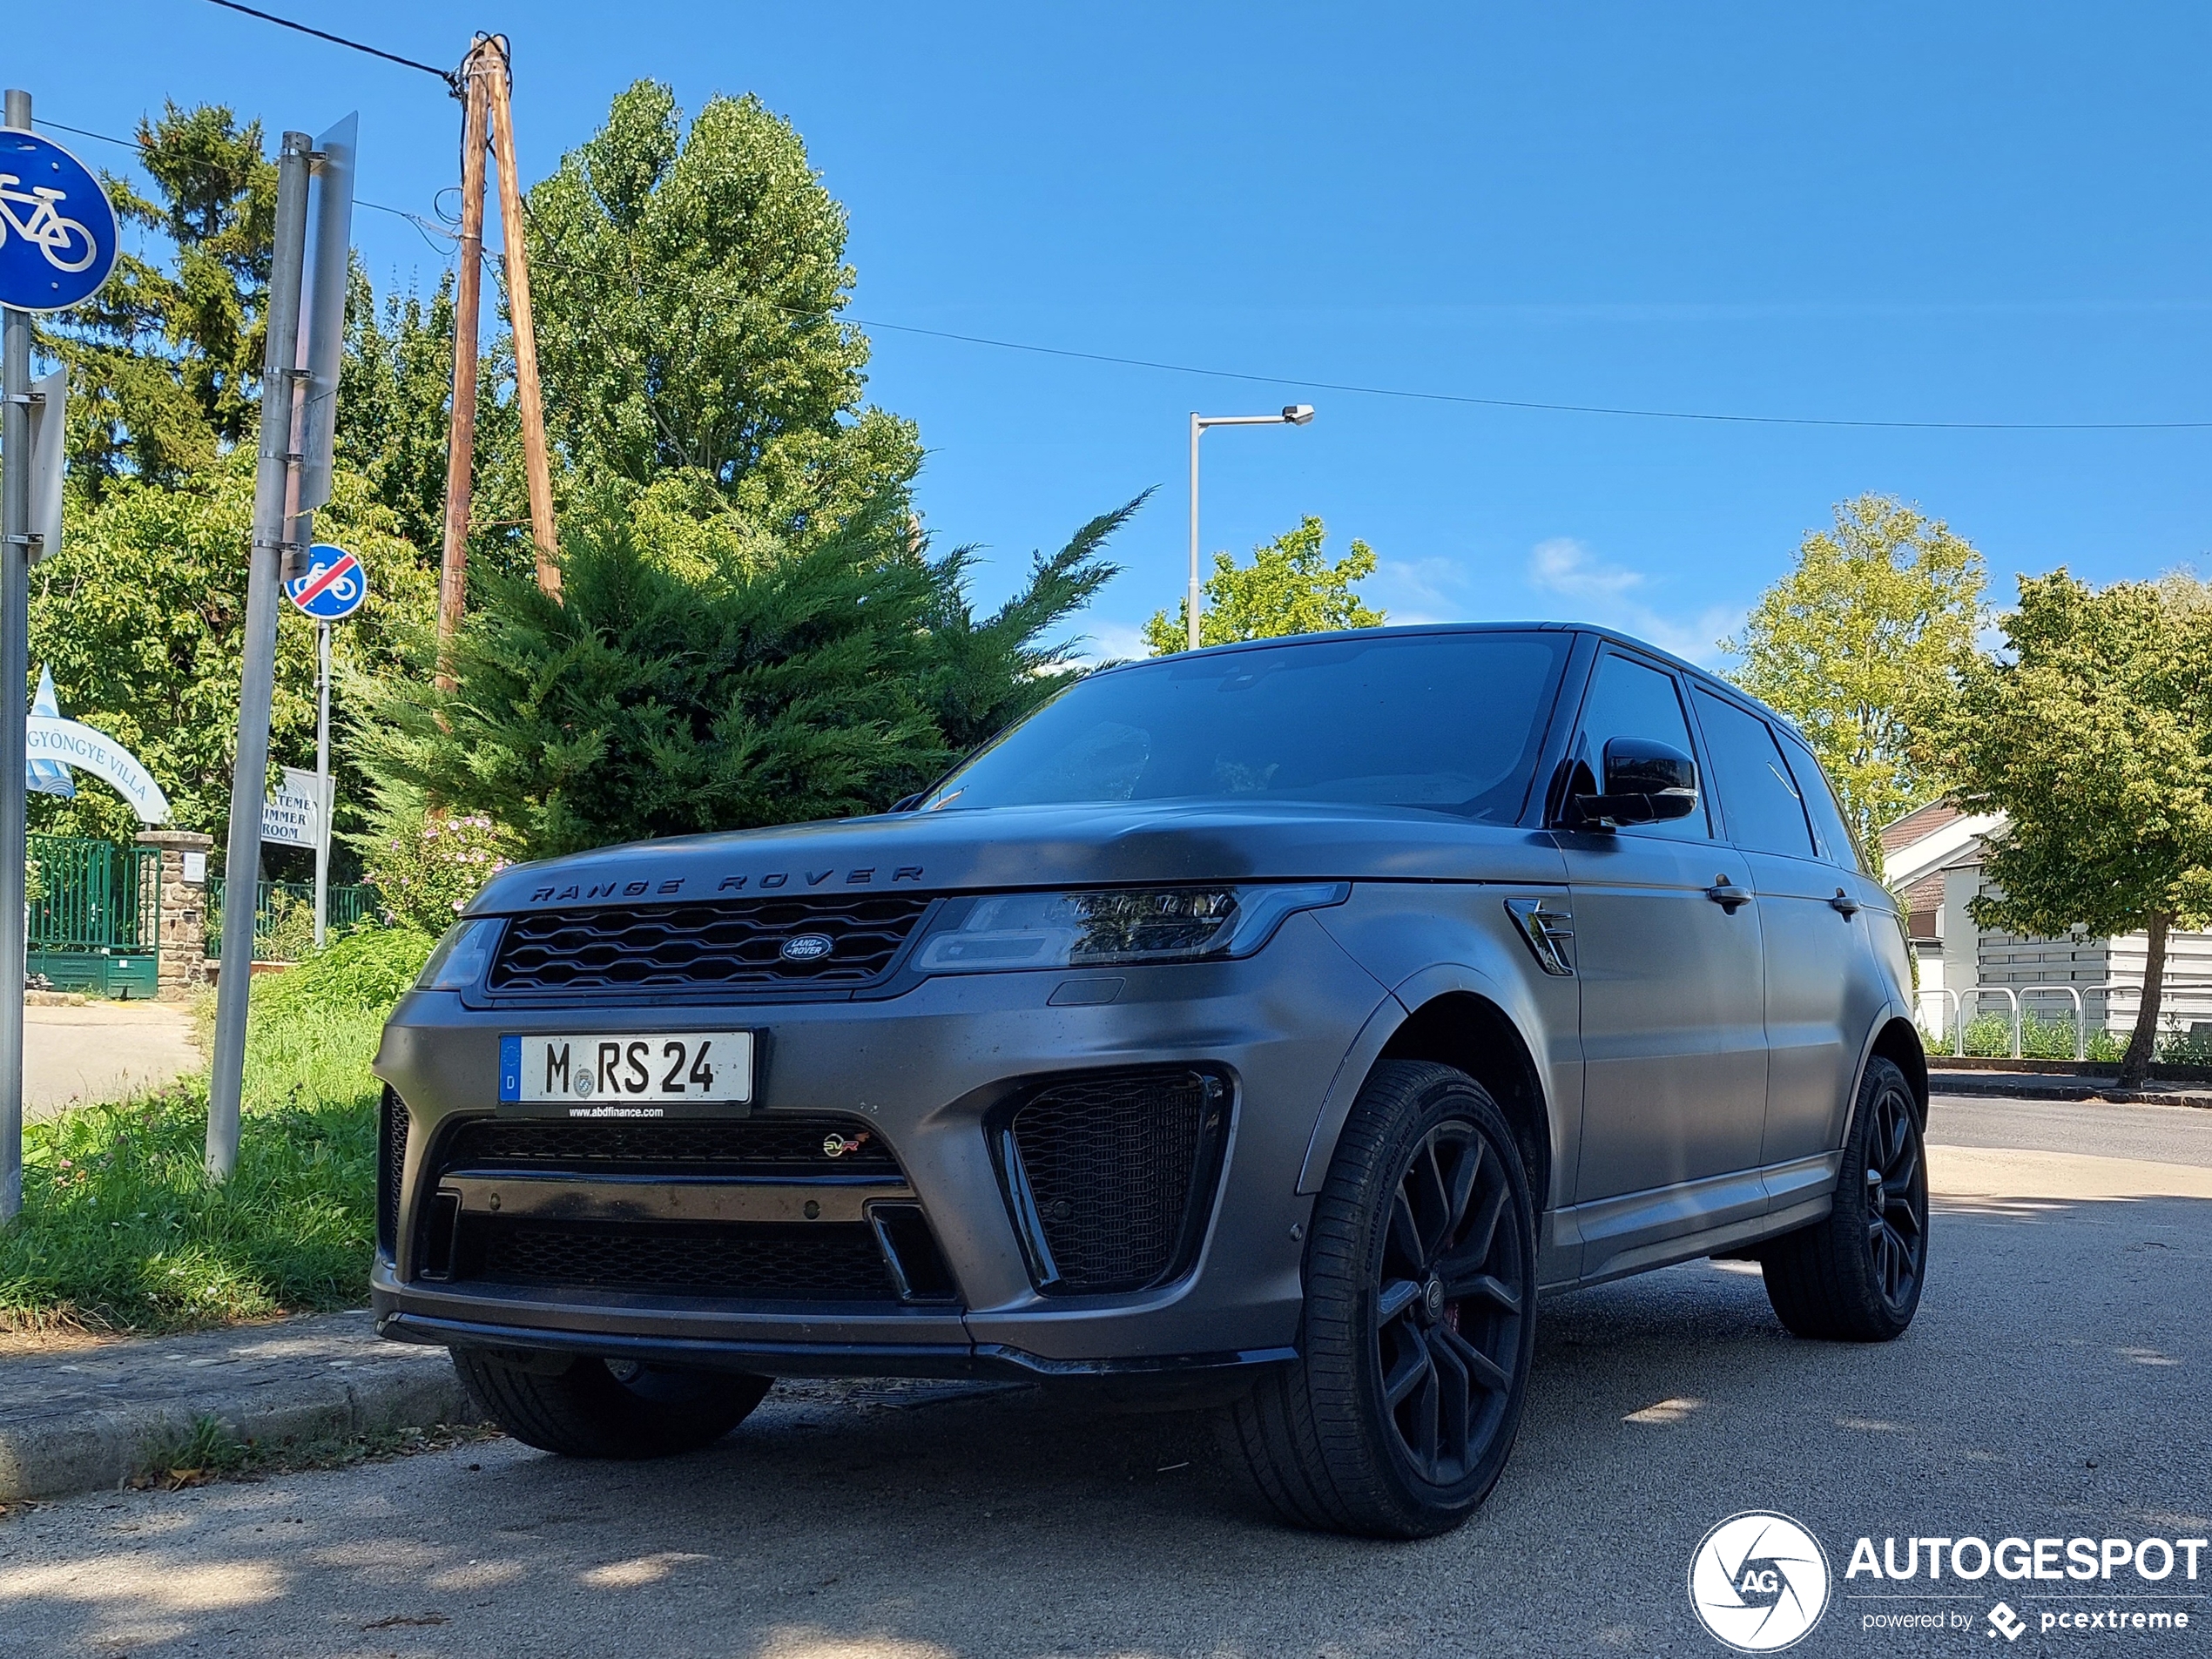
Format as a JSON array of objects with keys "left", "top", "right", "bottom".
[
  {"left": 452, "top": 1348, "right": 772, "bottom": 1459},
  {"left": 1229, "top": 1061, "right": 1538, "bottom": 1538},
  {"left": 1759, "top": 1056, "right": 1929, "bottom": 1342}
]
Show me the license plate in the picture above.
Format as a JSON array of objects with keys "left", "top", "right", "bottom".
[{"left": 498, "top": 1033, "right": 755, "bottom": 1116}]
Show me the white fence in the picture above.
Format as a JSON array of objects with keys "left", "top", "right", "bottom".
[{"left": 1917, "top": 978, "right": 2212, "bottom": 1061}]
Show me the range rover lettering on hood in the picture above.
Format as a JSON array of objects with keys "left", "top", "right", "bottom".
[{"left": 524, "top": 867, "right": 926, "bottom": 904}]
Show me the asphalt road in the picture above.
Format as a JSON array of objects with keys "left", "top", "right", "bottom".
[
  {"left": 24, "top": 1001, "right": 199, "bottom": 1120},
  {"left": 1, "top": 1096, "right": 2205, "bottom": 1659},
  {"left": 1928, "top": 1092, "right": 2212, "bottom": 1165}
]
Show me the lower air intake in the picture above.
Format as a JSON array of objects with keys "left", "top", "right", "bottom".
[
  {"left": 378, "top": 1089, "right": 408, "bottom": 1256},
  {"left": 998, "top": 1068, "right": 1231, "bottom": 1296}
]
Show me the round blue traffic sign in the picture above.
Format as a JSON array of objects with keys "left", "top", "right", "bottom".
[
  {"left": 0, "top": 131, "right": 118, "bottom": 313},
  {"left": 285, "top": 544, "right": 368, "bottom": 621}
]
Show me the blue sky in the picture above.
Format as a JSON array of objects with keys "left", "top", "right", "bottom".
[{"left": 17, "top": 2, "right": 2212, "bottom": 664}]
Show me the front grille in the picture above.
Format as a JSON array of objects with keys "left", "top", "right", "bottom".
[
  {"left": 488, "top": 896, "right": 933, "bottom": 995},
  {"left": 437, "top": 1115, "right": 900, "bottom": 1176},
  {"left": 1000, "top": 1069, "right": 1230, "bottom": 1295},
  {"left": 462, "top": 1217, "right": 898, "bottom": 1299},
  {"left": 378, "top": 1089, "right": 409, "bottom": 1254}
]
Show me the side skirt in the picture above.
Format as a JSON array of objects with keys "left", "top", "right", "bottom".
[{"left": 1544, "top": 1153, "right": 1842, "bottom": 1293}]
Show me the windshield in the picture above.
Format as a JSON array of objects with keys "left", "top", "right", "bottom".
[{"left": 919, "top": 631, "right": 1569, "bottom": 820}]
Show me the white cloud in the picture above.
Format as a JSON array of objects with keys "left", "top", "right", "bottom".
[
  {"left": 1527, "top": 538, "right": 1649, "bottom": 603},
  {"left": 1064, "top": 618, "right": 1155, "bottom": 668},
  {"left": 1374, "top": 556, "right": 1469, "bottom": 615},
  {"left": 1525, "top": 537, "right": 1739, "bottom": 666}
]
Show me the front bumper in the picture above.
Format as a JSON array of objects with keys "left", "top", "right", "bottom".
[{"left": 371, "top": 911, "right": 1388, "bottom": 1374}]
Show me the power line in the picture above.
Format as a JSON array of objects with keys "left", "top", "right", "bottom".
[
  {"left": 828, "top": 317, "right": 2212, "bottom": 433},
  {"left": 192, "top": 0, "right": 461, "bottom": 91},
  {"left": 35, "top": 120, "right": 2212, "bottom": 435},
  {"left": 35, "top": 117, "right": 455, "bottom": 257}
]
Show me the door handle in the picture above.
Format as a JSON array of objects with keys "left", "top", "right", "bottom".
[
  {"left": 1830, "top": 888, "right": 1861, "bottom": 918},
  {"left": 1706, "top": 879, "right": 1751, "bottom": 914}
]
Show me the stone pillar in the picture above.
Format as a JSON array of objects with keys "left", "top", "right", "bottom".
[{"left": 136, "top": 828, "right": 215, "bottom": 1000}]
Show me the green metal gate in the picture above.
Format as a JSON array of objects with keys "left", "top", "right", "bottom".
[
  {"left": 204, "top": 878, "right": 381, "bottom": 961},
  {"left": 27, "top": 835, "right": 161, "bottom": 998}
]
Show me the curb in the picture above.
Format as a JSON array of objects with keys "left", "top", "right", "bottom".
[
  {"left": 0, "top": 1311, "right": 469, "bottom": 1502},
  {"left": 1927, "top": 1074, "right": 2212, "bottom": 1111},
  {"left": 1927, "top": 1055, "right": 2212, "bottom": 1084}
]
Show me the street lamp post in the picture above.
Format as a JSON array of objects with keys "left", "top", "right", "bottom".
[{"left": 1187, "top": 404, "right": 1315, "bottom": 651}]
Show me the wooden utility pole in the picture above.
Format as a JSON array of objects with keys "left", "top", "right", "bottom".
[
  {"left": 435, "top": 35, "right": 561, "bottom": 688},
  {"left": 485, "top": 46, "right": 561, "bottom": 597},
  {"left": 435, "top": 40, "right": 495, "bottom": 689}
]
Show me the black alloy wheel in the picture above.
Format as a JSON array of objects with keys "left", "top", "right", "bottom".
[
  {"left": 1760, "top": 1055, "right": 1930, "bottom": 1342},
  {"left": 1374, "top": 1119, "right": 1527, "bottom": 1487},
  {"left": 1229, "top": 1061, "right": 1538, "bottom": 1537},
  {"left": 1862, "top": 1074, "right": 1927, "bottom": 1313}
]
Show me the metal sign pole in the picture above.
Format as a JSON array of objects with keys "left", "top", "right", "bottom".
[
  {"left": 314, "top": 619, "right": 329, "bottom": 949},
  {"left": 206, "top": 130, "right": 313, "bottom": 1182},
  {"left": 0, "top": 87, "right": 32, "bottom": 1221}
]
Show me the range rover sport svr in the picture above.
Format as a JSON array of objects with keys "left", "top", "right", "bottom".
[{"left": 373, "top": 623, "right": 1928, "bottom": 1538}]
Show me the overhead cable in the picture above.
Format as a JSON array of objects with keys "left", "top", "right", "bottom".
[{"left": 192, "top": 0, "right": 462, "bottom": 92}]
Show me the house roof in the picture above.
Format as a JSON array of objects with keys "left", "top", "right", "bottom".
[
  {"left": 1878, "top": 799, "right": 2006, "bottom": 890},
  {"left": 1882, "top": 798, "right": 1968, "bottom": 855}
]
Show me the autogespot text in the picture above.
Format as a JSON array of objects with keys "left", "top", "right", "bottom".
[{"left": 1845, "top": 1534, "right": 2208, "bottom": 1584}]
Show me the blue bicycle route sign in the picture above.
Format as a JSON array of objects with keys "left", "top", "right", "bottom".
[
  {"left": 0, "top": 130, "right": 118, "bottom": 313},
  {"left": 284, "top": 544, "right": 368, "bottom": 622}
]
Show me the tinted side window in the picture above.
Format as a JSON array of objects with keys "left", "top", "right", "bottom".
[
  {"left": 1691, "top": 688, "right": 1817, "bottom": 858},
  {"left": 1574, "top": 651, "right": 1710, "bottom": 840},
  {"left": 1777, "top": 735, "right": 1864, "bottom": 871}
]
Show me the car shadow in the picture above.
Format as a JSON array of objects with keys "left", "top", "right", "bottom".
[{"left": 3, "top": 1191, "right": 2205, "bottom": 1657}]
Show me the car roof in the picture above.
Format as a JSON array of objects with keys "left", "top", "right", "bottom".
[{"left": 1090, "top": 620, "right": 1802, "bottom": 738}]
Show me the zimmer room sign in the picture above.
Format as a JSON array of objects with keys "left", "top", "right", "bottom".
[{"left": 260, "top": 767, "right": 329, "bottom": 850}]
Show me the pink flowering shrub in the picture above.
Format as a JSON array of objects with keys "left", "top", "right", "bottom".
[{"left": 365, "top": 811, "right": 516, "bottom": 936}]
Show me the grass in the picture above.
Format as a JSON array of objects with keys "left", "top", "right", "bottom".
[
  {"left": 0, "top": 927, "right": 433, "bottom": 1338},
  {"left": 1944, "top": 1010, "right": 2212, "bottom": 1066},
  {"left": 1953, "top": 1011, "right": 2124, "bottom": 1062},
  {"left": 132, "top": 1412, "right": 499, "bottom": 1490}
]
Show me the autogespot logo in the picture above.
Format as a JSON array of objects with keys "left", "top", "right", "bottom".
[{"left": 1689, "top": 1512, "right": 1833, "bottom": 1653}]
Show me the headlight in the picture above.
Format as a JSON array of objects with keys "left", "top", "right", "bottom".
[
  {"left": 415, "top": 918, "right": 502, "bottom": 990},
  {"left": 912, "top": 884, "right": 1347, "bottom": 975}
]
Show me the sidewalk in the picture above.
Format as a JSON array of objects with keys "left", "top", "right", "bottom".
[
  {"left": 1926, "top": 1062, "right": 2212, "bottom": 1110},
  {"left": 0, "top": 1312, "right": 469, "bottom": 1501}
]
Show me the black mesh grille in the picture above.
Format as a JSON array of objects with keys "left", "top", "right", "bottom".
[
  {"left": 488, "top": 896, "right": 933, "bottom": 995},
  {"left": 426, "top": 1116, "right": 921, "bottom": 1305},
  {"left": 462, "top": 1218, "right": 897, "bottom": 1300},
  {"left": 1007, "top": 1069, "right": 1227, "bottom": 1295},
  {"left": 437, "top": 1115, "right": 899, "bottom": 1176},
  {"left": 378, "top": 1089, "right": 408, "bottom": 1254}
]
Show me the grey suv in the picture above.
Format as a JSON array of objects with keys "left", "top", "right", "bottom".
[{"left": 373, "top": 624, "right": 1928, "bottom": 1537}]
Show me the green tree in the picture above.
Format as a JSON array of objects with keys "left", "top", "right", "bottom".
[
  {"left": 336, "top": 266, "right": 457, "bottom": 556},
  {"left": 29, "top": 453, "right": 437, "bottom": 852},
  {"left": 351, "top": 490, "right": 1133, "bottom": 858},
  {"left": 39, "top": 104, "right": 275, "bottom": 496},
  {"left": 1143, "top": 515, "right": 1384, "bottom": 654},
  {"left": 1723, "top": 495, "right": 1986, "bottom": 860},
  {"left": 522, "top": 81, "right": 921, "bottom": 540},
  {"left": 1940, "top": 572, "right": 2212, "bottom": 1086}
]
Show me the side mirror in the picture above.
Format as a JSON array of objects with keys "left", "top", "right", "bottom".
[{"left": 1569, "top": 738, "right": 1698, "bottom": 828}]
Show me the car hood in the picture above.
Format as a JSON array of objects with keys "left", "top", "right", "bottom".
[{"left": 466, "top": 800, "right": 1566, "bottom": 916}]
